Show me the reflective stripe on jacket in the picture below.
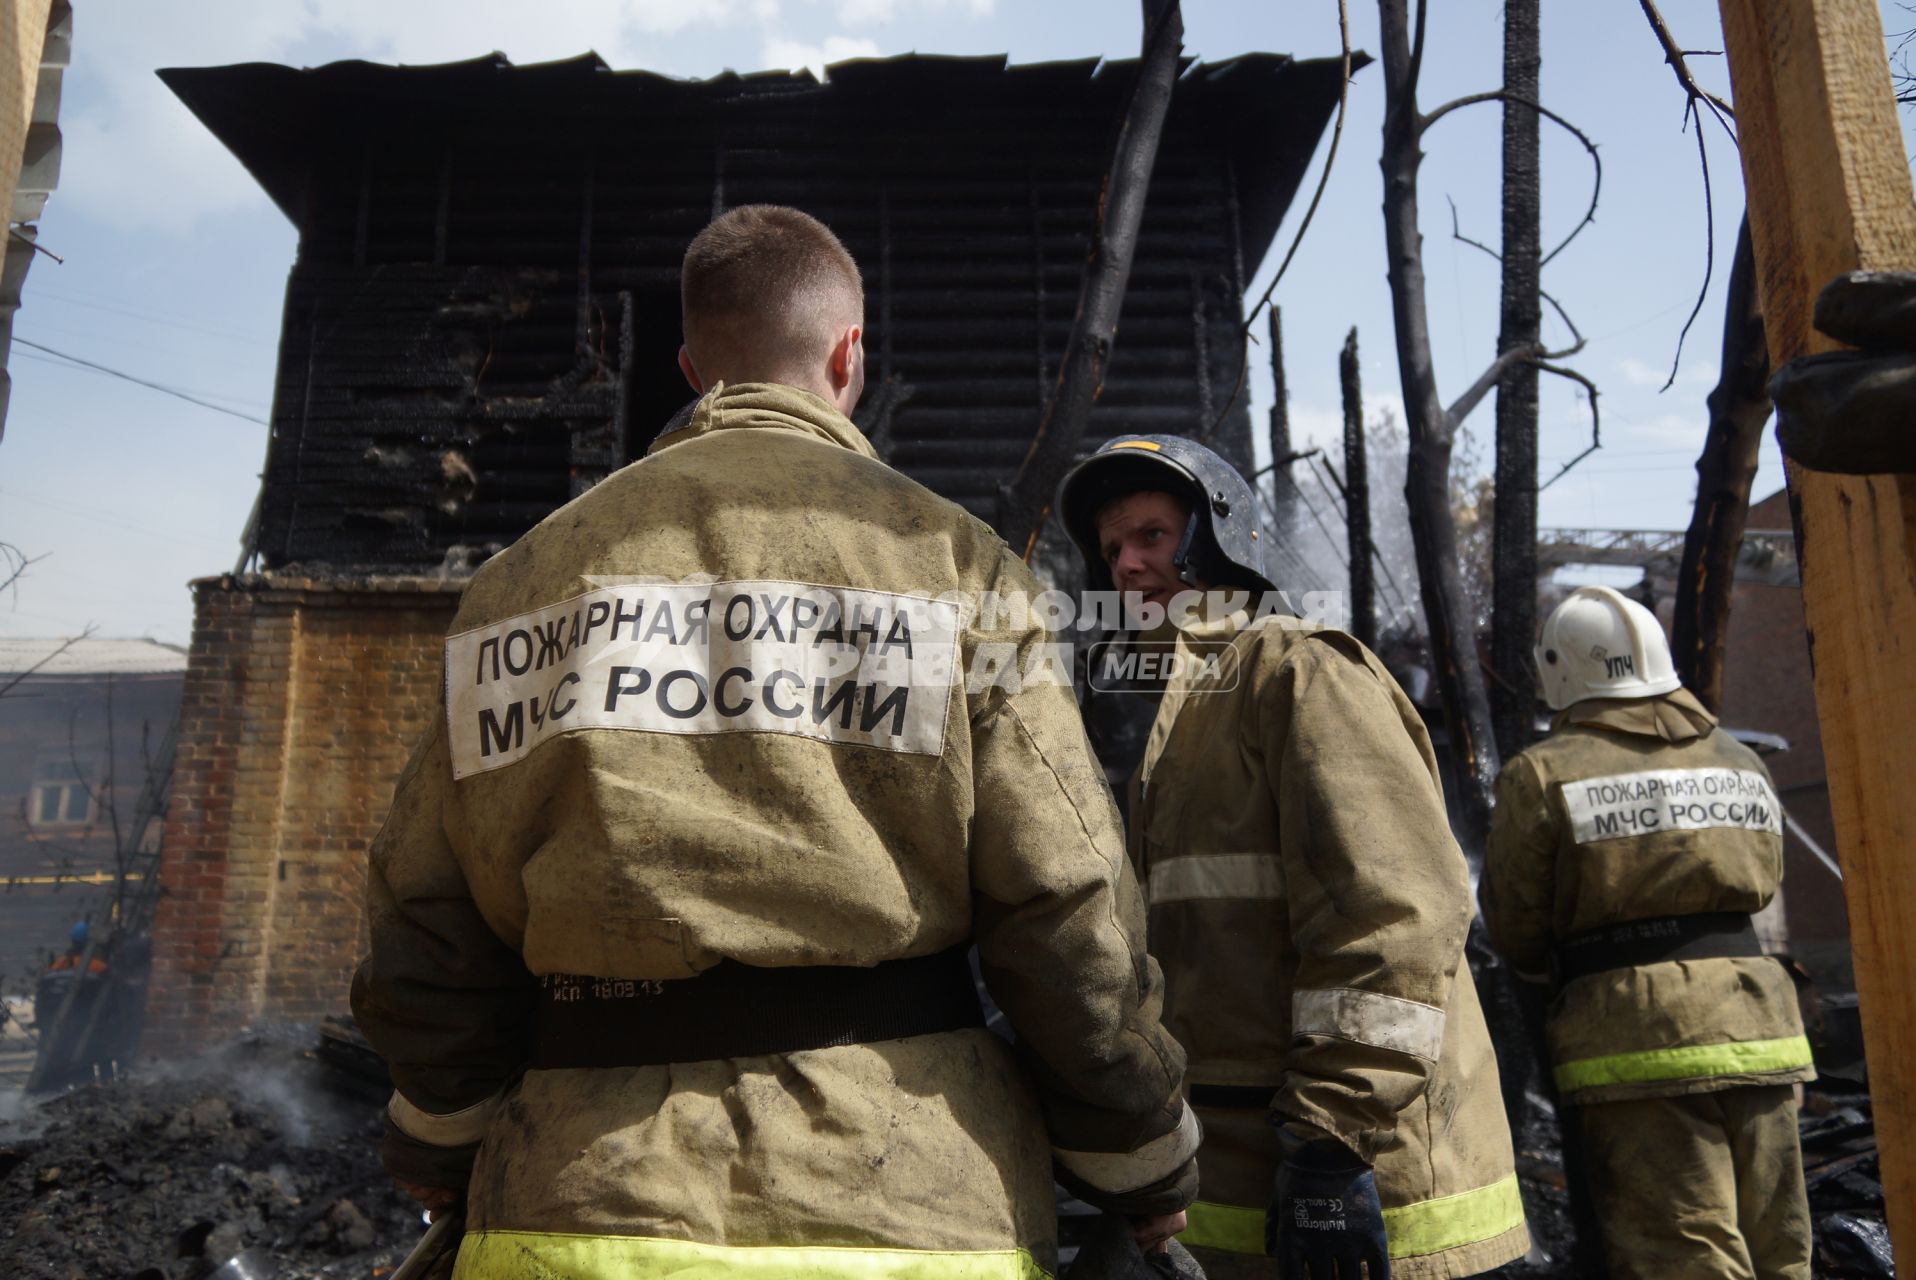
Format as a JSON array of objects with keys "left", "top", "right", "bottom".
[
  {"left": 351, "top": 383, "right": 1195, "bottom": 1278},
  {"left": 454, "top": 1232, "right": 1049, "bottom": 1278},
  {"left": 1129, "top": 615, "right": 1528, "bottom": 1278},
  {"left": 1482, "top": 689, "right": 1815, "bottom": 1105}
]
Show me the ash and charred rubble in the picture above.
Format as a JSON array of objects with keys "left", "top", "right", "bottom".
[
  {"left": 0, "top": 1019, "right": 1891, "bottom": 1278},
  {"left": 0, "top": 1029, "right": 426, "bottom": 1280}
]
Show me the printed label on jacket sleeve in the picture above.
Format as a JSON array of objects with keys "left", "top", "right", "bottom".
[
  {"left": 445, "top": 581, "right": 962, "bottom": 778},
  {"left": 1561, "top": 767, "right": 1782, "bottom": 844}
]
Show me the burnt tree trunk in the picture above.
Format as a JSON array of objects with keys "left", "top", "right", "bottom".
[
  {"left": 1673, "top": 217, "right": 1769, "bottom": 713},
  {"left": 1268, "top": 305, "right": 1297, "bottom": 537},
  {"left": 1491, "top": 0, "right": 1543, "bottom": 758},
  {"left": 1379, "top": 0, "right": 1501, "bottom": 845},
  {"left": 999, "top": 0, "right": 1183, "bottom": 554},
  {"left": 1341, "top": 327, "right": 1376, "bottom": 647}
]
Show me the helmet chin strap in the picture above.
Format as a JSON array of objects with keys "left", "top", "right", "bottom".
[{"left": 1172, "top": 510, "right": 1203, "bottom": 587}]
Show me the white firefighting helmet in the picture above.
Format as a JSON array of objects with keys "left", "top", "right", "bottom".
[{"left": 1534, "top": 585, "right": 1682, "bottom": 710}]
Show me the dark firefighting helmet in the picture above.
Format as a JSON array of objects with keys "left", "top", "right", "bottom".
[{"left": 1055, "top": 434, "right": 1277, "bottom": 595}]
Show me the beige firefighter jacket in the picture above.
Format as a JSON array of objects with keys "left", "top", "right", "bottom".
[
  {"left": 1128, "top": 613, "right": 1527, "bottom": 1279},
  {"left": 350, "top": 383, "right": 1197, "bottom": 1280},
  {"left": 1483, "top": 689, "right": 1815, "bottom": 1106}
]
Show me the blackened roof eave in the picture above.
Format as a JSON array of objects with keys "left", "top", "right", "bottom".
[{"left": 158, "top": 47, "right": 1365, "bottom": 275}]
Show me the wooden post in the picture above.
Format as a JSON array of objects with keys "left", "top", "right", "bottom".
[
  {"left": 1718, "top": 0, "right": 1916, "bottom": 1264},
  {"left": 0, "top": 0, "right": 51, "bottom": 227}
]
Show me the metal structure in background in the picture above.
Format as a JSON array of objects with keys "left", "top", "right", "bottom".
[
  {"left": 160, "top": 51, "right": 1349, "bottom": 571},
  {"left": 1537, "top": 526, "right": 1798, "bottom": 585}
]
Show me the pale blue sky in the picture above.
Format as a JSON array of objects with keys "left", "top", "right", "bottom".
[{"left": 2, "top": 0, "right": 1909, "bottom": 644}]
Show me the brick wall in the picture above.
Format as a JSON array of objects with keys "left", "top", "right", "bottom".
[{"left": 145, "top": 574, "right": 460, "bottom": 1053}]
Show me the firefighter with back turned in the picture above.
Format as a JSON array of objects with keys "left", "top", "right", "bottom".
[
  {"left": 351, "top": 205, "right": 1199, "bottom": 1279},
  {"left": 1483, "top": 585, "right": 1815, "bottom": 1279}
]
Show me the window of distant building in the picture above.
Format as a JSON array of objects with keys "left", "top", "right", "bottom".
[{"left": 28, "top": 757, "right": 99, "bottom": 827}]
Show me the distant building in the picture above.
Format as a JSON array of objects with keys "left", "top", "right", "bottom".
[
  {"left": 0, "top": 637, "right": 183, "bottom": 986},
  {"left": 143, "top": 50, "right": 1351, "bottom": 1048}
]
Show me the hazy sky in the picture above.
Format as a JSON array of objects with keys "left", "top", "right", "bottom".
[{"left": 2, "top": 0, "right": 1910, "bottom": 645}]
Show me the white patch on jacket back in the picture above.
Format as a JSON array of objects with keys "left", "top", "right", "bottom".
[
  {"left": 445, "top": 581, "right": 961, "bottom": 778},
  {"left": 1561, "top": 767, "right": 1781, "bottom": 844}
]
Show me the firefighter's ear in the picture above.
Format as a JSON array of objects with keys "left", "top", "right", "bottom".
[
  {"left": 827, "top": 325, "right": 865, "bottom": 412},
  {"left": 677, "top": 346, "right": 705, "bottom": 394},
  {"left": 828, "top": 325, "right": 862, "bottom": 387}
]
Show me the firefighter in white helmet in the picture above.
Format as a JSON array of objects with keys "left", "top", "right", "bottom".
[
  {"left": 1483, "top": 585, "right": 1815, "bottom": 1279},
  {"left": 1055, "top": 437, "right": 1529, "bottom": 1280},
  {"left": 351, "top": 205, "right": 1198, "bottom": 1278}
]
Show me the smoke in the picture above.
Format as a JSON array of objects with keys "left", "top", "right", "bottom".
[{"left": 125, "top": 1025, "right": 359, "bottom": 1149}]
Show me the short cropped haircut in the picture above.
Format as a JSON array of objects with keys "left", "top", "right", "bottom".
[{"left": 680, "top": 205, "right": 865, "bottom": 375}]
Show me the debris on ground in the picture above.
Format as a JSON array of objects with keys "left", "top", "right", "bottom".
[
  {"left": 0, "top": 1027, "right": 428, "bottom": 1279},
  {"left": 1803, "top": 1088, "right": 1894, "bottom": 1278},
  {"left": 0, "top": 1014, "right": 1893, "bottom": 1278}
]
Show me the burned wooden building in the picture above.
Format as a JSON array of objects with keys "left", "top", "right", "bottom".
[{"left": 143, "top": 51, "right": 1347, "bottom": 1048}]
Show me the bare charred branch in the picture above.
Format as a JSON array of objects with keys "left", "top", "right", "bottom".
[
  {"left": 1419, "top": 90, "right": 1601, "bottom": 267},
  {"left": 1637, "top": 0, "right": 1739, "bottom": 138},
  {"left": 1662, "top": 100, "right": 1718, "bottom": 391},
  {"left": 0, "top": 542, "right": 45, "bottom": 605},
  {"left": 1896, "top": 6, "right": 1916, "bottom": 104},
  {"left": 1448, "top": 345, "right": 1542, "bottom": 429},
  {"left": 1673, "top": 217, "right": 1769, "bottom": 712},
  {"left": 998, "top": 0, "right": 1184, "bottom": 555},
  {"left": 1634, "top": 2, "right": 1736, "bottom": 391},
  {"left": 1536, "top": 363, "right": 1604, "bottom": 490},
  {"left": 1251, "top": 444, "right": 1322, "bottom": 482},
  {"left": 1447, "top": 197, "right": 1585, "bottom": 348}
]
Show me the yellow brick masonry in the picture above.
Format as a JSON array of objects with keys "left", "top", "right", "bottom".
[
  {"left": 0, "top": 0, "right": 50, "bottom": 226},
  {"left": 146, "top": 575, "right": 461, "bottom": 1054}
]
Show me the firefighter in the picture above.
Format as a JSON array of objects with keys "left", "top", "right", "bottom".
[
  {"left": 350, "top": 205, "right": 1197, "bottom": 1278},
  {"left": 1055, "top": 437, "right": 1528, "bottom": 1280},
  {"left": 1482, "top": 586, "right": 1815, "bottom": 1280}
]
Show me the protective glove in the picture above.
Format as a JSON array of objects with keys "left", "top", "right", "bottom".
[
  {"left": 1266, "top": 1131, "right": 1390, "bottom": 1280},
  {"left": 1770, "top": 270, "right": 1916, "bottom": 475},
  {"left": 381, "top": 1112, "right": 480, "bottom": 1201},
  {"left": 1064, "top": 1213, "right": 1207, "bottom": 1279}
]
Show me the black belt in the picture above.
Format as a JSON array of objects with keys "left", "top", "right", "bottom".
[
  {"left": 1552, "top": 911, "right": 1762, "bottom": 986},
  {"left": 529, "top": 944, "right": 984, "bottom": 1069},
  {"left": 1187, "top": 1084, "right": 1277, "bottom": 1109}
]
